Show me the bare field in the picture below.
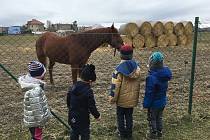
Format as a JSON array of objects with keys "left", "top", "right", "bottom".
[{"left": 0, "top": 34, "right": 210, "bottom": 140}]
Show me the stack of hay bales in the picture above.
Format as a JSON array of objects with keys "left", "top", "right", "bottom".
[
  {"left": 133, "top": 34, "right": 145, "bottom": 48},
  {"left": 119, "top": 22, "right": 139, "bottom": 37},
  {"left": 139, "top": 21, "right": 152, "bottom": 36},
  {"left": 138, "top": 21, "right": 155, "bottom": 48},
  {"left": 164, "top": 21, "right": 177, "bottom": 46},
  {"left": 164, "top": 21, "right": 174, "bottom": 34},
  {"left": 120, "top": 35, "right": 133, "bottom": 46},
  {"left": 175, "top": 22, "right": 187, "bottom": 46},
  {"left": 152, "top": 21, "right": 169, "bottom": 47},
  {"left": 184, "top": 21, "right": 193, "bottom": 46},
  {"left": 157, "top": 34, "right": 169, "bottom": 47},
  {"left": 152, "top": 21, "right": 164, "bottom": 37},
  {"left": 144, "top": 34, "right": 156, "bottom": 48},
  {"left": 119, "top": 22, "right": 144, "bottom": 48},
  {"left": 119, "top": 21, "right": 193, "bottom": 48}
]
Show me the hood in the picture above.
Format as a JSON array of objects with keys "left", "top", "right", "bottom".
[
  {"left": 71, "top": 81, "right": 90, "bottom": 96},
  {"left": 18, "top": 74, "right": 45, "bottom": 90},
  {"left": 150, "top": 66, "right": 172, "bottom": 81},
  {"left": 116, "top": 60, "right": 140, "bottom": 78}
]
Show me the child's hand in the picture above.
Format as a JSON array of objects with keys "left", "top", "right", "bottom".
[
  {"left": 95, "top": 116, "right": 101, "bottom": 121},
  {"left": 143, "top": 108, "right": 148, "bottom": 112},
  {"left": 108, "top": 96, "right": 114, "bottom": 104}
]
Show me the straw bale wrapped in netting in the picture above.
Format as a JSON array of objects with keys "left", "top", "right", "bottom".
[
  {"left": 121, "top": 35, "right": 133, "bottom": 46},
  {"left": 133, "top": 34, "right": 145, "bottom": 48},
  {"left": 152, "top": 21, "right": 164, "bottom": 37},
  {"left": 177, "top": 34, "right": 187, "bottom": 46},
  {"left": 186, "top": 34, "right": 193, "bottom": 46},
  {"left": 184, "top": 21, "right": 193, "bottom": 35},
  {"left": 157, "top": 34, "right": 169, "bottom": 47},
  {"left": 174, "top": 22, "right": 185, "bottom": 36},
  {"left": 167, "top": 33, "right": 177, "bottom": 46},
  {"left": 119, "top": 22, "right": 139, "bottom": 37},
  {"left": 139, "top": 21, "right": 152, "bottom": 36},
  {"left": 144, "top": 34, "right": 156, "bottom": 48},
  {"left": 164, "top": 21, "right": 174, "bottom": 34}
]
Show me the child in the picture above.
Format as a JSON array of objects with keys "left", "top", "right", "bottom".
[
  {"left": 67, "top": 64, "right": 100, "bottom": 140},
  {"left": 109, "top": 44, "right": 141, "bottom": 139},
  {"left": 18, "top": 61, "right": 51, "bottom": 140},
  {"left": 143, "top": 52, "right": 172, "bottom": 139}
]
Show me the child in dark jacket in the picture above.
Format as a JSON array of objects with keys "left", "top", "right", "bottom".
[
  {"left": 143, "top": 52, "right": 172, "bottom": 139},
  {"left": 67, "top": 64, "right": 100, "bottom": 140}
]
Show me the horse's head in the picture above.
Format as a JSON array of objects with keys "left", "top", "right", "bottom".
[{"left": 108, "top": 24, "right": 123, "bottom": 50}]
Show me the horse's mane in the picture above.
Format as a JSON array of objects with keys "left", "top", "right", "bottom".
[{"left": 83, "top": 27, "right": 112, "bottom": 33}]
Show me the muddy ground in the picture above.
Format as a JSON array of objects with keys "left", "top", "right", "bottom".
[{"left": 0, "top": 34, "right": 210, "bottom": 139}]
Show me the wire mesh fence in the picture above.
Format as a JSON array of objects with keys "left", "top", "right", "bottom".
[
  {"left": 0, "top": 19, "right": 210, "bottom": 139},
  {"left": 192, "top": 18, "right": 210, "bottom": 118}
]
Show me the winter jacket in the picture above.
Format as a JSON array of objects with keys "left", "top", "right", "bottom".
[
  {"left": 18, "top": 74, "right": 51, "bottom": 128},
  {"left": 67, "top": 81, "right": 100, "bottom": 129},
  {"left": 143, "top": 67, "right": 172, "bottom": 109},
  {"left": 109, "top": 60, "right": 141, "bottom": 108}
]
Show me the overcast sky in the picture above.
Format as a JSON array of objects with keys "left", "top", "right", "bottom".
[{"left": 0, "top": 0, "right": 210, "bottom": 27}]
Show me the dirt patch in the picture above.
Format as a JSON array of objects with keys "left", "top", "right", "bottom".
[{"left": 0, "top": 35, "right": 210, "bottom": 139}]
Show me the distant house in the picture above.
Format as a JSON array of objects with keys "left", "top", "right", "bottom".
[
  {"left": 0, "top": 27, "right": 8, "bottom": 35},
  {"left": 27, "top": 19, "right": 45, "bottom": 32},
  {"left": 52, "top": 23, "right": 74, "bottom": 31},
  {"left": 8, "top": 26, "right": 21, "bottom": 35}
]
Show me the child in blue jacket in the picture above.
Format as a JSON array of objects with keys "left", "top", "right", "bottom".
[{"left": 143, "top": 52, "right": 172, "bottom": 139}]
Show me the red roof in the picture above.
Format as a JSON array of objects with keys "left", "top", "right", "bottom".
[{"left": 27, "top": 19, "right": 44, "bottom": 25}]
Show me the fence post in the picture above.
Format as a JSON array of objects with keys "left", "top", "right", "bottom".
[{"left": 188, "top": 17, "right": 199, "bottom": 115}]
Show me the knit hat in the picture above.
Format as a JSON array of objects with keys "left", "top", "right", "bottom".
[
  {"left": 28, "top": 61, "right": 46, "bottom": 78},
  {"left": 148, "top": 51, "right": 164, "bottom": 69},
  {"left": 80, "top": 64, "right": 96, "bottom": 82},
  {"left": 120, "top": 44, "right": 133, "bottom": 60}
]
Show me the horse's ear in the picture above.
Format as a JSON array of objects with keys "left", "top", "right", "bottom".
[{"left": 111, "top": 23, "right": 114, "bottom": 29}]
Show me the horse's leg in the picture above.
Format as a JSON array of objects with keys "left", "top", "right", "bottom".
[
  {"left": 71, "top": 64, "right": 79, "bottom": 84},
  {"left": 49, "top": 60, "right": 55, "bottom": 85}
]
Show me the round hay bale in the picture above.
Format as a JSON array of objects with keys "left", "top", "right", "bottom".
[
  {"left": 133, "top": 34, "right": 145, "bottom": 48},
  {"left": 144, "top": 34, "right": 156, "bottom": 48},
  {"left": 164, "top": 21, "right": 174, "bottom": 34},
  {"left": 119, "top": 22, "right": 139, "bottom": 37},
  {"left": 139, "top": 21, "right": 152, "bottom": 36},
  {"left": 175, "top": 22, "right": 185, "bottom": 36},
  {"left": 120, "top": 35, "right": 133, "bottom": 46},
  {"left": 157, "top": 34, "right": 169, "bottom": 47},
  {"left": 152, "top": 21, "right": 164, "bottom": 37},
  {"left": 184, "top": 21, "right": 193, "bottom": 35},
  {"left": 177, "top": 34, "right": 188, "bottom": 46},
  {"left": 167, "top": 33, "right": 177, "bottom": 46},
  {"left": 186, "top": 34, "right": 193, "bottom": 46}
]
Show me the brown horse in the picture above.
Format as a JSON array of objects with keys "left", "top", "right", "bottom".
[{"left": 36, "top": 24, "right": 123, "bottom": 84}]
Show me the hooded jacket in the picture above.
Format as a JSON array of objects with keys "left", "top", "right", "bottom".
[
  {"left": 67, "top": 81, "right": 100, "bottom": 129},
  {"left": 109, "top": 60, "right": 141, "bottom": 108},
  {"left": 18, "top": 74, "right": 51, "bottom": 128},
  {"left": 143, "top": 67, "right": 172, "bottom": 108}
]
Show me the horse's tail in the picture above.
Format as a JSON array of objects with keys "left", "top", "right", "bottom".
[{"left": 36, "top": 34, "right": 47, "bottom": 67}]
